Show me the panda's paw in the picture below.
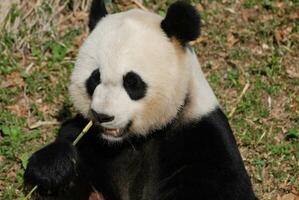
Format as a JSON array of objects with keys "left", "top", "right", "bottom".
[{"left": 24, "top": 141, "right": 79, "bottom": 196}]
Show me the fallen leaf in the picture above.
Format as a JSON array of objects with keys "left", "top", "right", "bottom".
[
  {"left": 241, "top": 8, "right": 259, "bottom": 22},
  {"left": 73, "top": 11, "right": 88, "bottom": 21},
  {"left": 280, "top": 193, "right": 297, "bottom": 200},
  {"left": 262, "top": 43, "right": 269, "bottom": 50},
  {"left": 290, "top": 12, "right": 299, "bottom": 20},
  {"left": 6, "top": 98, "right": 28, "bottom": 117},
  {"left": 227, "top": 32, "right": 239, "bottom": 48},
  {"left": 73, "top": 32, "right": 88, "bottom": 47},
  {"left": 196, "top": 3, "right": 204, "bottom": 12},
  {"left": 0, "top": 72, "right": 25, "bottom": 88},
  {"left": 274, "top": 2, "right": 288, "bottom": 9},
  {"left": 286, "top": 66, "right": 299, "bottom": 79},
  {"left": 7, "top": 171, "right": 17, "bottom": 179},
  {"left": 275, "top": 27, "right": 293, "bottom": 45},
  {"left": 224, "top": 7, "right": 236, "bottom": 14},
  {"left": 260, "top": 14, "right": 273, "bottom": 22},
  {"left": 275, "top": 30, "right": 283, "bottom": 45},
  {"left": 0, "top": 155, "right": 4, "bottom": 162},
  {"left": 290, "top": 103, "right": 298, "bottom": 113}
]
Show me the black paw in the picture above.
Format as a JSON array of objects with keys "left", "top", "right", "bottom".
[{"left": 24, "top": 141, "right": 79, "bottom": 195}]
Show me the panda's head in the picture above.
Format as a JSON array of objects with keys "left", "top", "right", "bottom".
[{"left": 69, "top": 1, "right": 202, "bottom": 142}]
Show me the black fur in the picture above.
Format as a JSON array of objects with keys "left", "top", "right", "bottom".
[
  {"left": 161, "top": 1, "right": 201, "bottom": 46},
  {"left": 24, "top": 141, "right": 78, "bottom": 195},
  {"left": 123, "top": 71, "right": 147, "bottom": 101},
  {"left": 85, "top": 69, "right": 101, "bottom": 97},
  {"left": 89, "top": 0, "right": 108, "bottom": 31},
  {"left": 24, "top": 108, "right": 257, "bottom": 200}
]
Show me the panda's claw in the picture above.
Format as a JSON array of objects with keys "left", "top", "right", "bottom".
[{"left": 24, "top": 141, "right": 78, "bottom": 196}]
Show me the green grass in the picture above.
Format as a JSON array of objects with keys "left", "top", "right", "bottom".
[{"left": 0, "top": 0, "right": 298, "bottom": 199}]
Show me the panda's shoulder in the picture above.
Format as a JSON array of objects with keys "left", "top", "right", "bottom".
[
  {"left": 178, "top": 107, "right": 232, "bottom": 138},
  {"left": 163, "top": 107, "right": 239, "bottom": 158}
]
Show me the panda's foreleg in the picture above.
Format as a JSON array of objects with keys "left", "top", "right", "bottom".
[{"left": 24, "top": 115, "right": 93, "bottom": 199}]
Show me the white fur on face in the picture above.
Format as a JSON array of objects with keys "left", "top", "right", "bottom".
[{"left": 69, "top": 9, "right": 218, "bottom": 141}]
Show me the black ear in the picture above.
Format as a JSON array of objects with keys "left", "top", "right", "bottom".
[
  {"left": 161, "top": 1, "right": 200, "bottom": 46},
  {"left": 89, "top": 0, "right": 108, "bottom": 31}
]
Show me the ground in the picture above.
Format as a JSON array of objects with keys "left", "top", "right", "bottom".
[{"left": 0, "top": 0, "right": 298, "bottom": 199}]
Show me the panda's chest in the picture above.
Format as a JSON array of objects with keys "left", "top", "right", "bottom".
[{"left": 104, "top": 139, "right": 160, "bottom": 200}]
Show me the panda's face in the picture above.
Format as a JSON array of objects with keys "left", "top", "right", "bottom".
[{"left": 69, "top": 9, "right": 191, "bottom": 141}]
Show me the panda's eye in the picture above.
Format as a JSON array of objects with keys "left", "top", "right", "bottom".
[
  {"left": 123, "top": 71, "right": 147, "bottom": 100},
  {"left": 85, "top": 69, "right": 101, "bottom": 97}
]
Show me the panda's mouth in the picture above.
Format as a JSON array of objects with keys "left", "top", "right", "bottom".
[
  {"left": 100, "top": 127, "right": 126, "bottom": 141},
  {"left": 99, "top": 121, "right": 132, "bottom": 141},
  {"left": 103, "top": 128, "right": 122, "bottom": 137}
]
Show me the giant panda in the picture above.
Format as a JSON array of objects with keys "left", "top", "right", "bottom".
[{"left": 24, "top": 1, "right": 258, "bottom": 200}]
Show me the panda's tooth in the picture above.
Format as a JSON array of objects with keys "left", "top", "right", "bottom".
[{"left": 102, "top": 127, "right": 122, "bottom": 137}]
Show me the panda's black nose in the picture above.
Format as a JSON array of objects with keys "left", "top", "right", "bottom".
[{"left": 91, "top": 109, "right": 115, "bottom": 123}]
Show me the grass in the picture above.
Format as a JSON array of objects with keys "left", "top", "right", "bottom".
[{"left": 0, "top": 0, "right": 298, "bottom": 199}]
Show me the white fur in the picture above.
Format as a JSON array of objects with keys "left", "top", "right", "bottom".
[
  {"left": 182, "top": 49, "right": 219, "bottom": 121},
  {"left": 69, "top": 9, "right": 218, "bottom": 141}
]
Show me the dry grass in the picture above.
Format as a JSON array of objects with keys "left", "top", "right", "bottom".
[{"left": 0, "top": 0, "right": 298, "bottom": 199}]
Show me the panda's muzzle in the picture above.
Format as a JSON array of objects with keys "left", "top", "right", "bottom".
[
  {"left": 91, "top": 109, "right": 115, "bottom": 123},
  {"left": 91, "top": 109, "right": 125, "bottom": 138}
]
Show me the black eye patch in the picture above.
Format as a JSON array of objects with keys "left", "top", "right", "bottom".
[
  {"left": 123, "top": 71, "right": 147, "bottom": 100},
  {"left": 85, "top": 69, "right": 101, "bottom": 97}
]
